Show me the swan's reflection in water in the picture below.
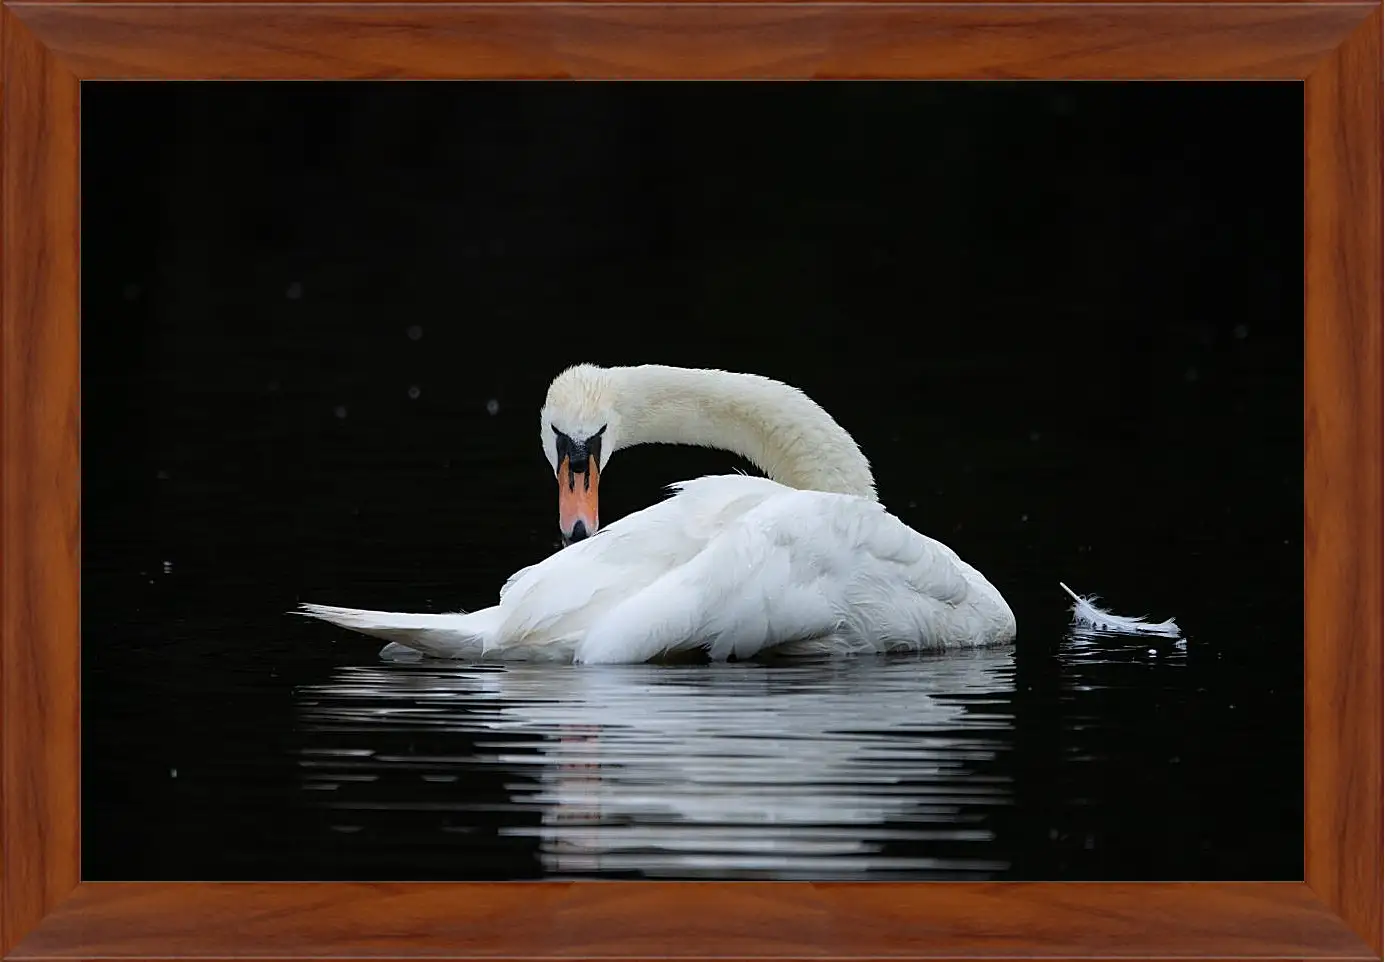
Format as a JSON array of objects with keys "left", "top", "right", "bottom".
[{"left": 296, "top": 649, "right": 1017, "bottom": 879}]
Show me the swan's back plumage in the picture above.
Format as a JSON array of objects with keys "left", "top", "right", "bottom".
[{"left": 351, "top": 474, "right": 1013, "bottom": 664}]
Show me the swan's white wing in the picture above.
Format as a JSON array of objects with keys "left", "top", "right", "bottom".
[
  {"left": 497, "top": 564, "right": 535, "bottom": 603},
  {"left": 493, "top": 475, "right": 791, "bottom": 648},
  {"left": 574, "top": 489, "right": 1014, "bottom": 664},
  {"left": 825, "top": 499, "right": 1010, "bottom": 650}
]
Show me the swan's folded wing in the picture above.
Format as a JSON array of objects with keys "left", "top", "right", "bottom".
[
  {"left": 753, "top": 492, "right": 982, "bottom": 649},
  {"left": 834, "top": 499, "right": 1014, "bottom": 645},
  {"left": 498, "top": 563, "right": 537, "bottom": 602},
  {"left": 570, "top": 486, "right": 1010, "bottom": 663},
  {"left": 771, "top": 491, "right": 974, "bottom": 609},
  {"left": 858, "top": 510, "right": 975, "bottom": 609},
  {"left": 492, "top": 475, "right": 786, "bottom": 644}
]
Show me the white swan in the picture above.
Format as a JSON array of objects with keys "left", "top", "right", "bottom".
[{"left": 296, "top": 364, "right": 1016, "bottom": 664}]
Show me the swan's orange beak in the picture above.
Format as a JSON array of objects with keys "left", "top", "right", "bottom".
[{"left": 558, "top": 455, "right": 599, "bottom": 544}]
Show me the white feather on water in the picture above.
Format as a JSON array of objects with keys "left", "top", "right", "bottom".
[{"left": 1058, "top": 582, "right": 1182, "bottom": 639}]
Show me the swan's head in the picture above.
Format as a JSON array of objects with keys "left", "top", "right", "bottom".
[{"left": 539, "top": 364, "right": 620, "bottom": 545}]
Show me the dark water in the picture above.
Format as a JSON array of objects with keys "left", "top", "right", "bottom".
[
  {"left": 299, "top": 655, "right": 1018, "bottom": 880},
  {"left": 293, "top": 639, "right": 1208, "bottom": 880},
  {"left": 84, "top": 542, "right": 1298, "bottom": 881},
  {"left": 81, "top": 81, "right": 1302, "bottom": 881}
]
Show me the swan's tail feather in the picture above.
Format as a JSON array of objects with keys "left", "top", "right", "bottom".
[{"left": 293, "top": 603, "right": 503, "bottom": 659}]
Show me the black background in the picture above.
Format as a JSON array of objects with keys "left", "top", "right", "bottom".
[{"left": 82, "top": 82, "right": 1302, "bottom": 881}]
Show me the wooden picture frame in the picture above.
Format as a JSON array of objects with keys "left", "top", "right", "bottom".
[{"left": 2, "top": 2, "right": 1380, "bottom": 959}]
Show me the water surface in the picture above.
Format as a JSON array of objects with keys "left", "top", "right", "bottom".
[{"left": 297, "top": 652, "right": 1018, "bottom": 879}]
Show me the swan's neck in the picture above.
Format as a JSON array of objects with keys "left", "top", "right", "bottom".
[{"left": 610, "top": 365, "right": 877, "bottom": 500}]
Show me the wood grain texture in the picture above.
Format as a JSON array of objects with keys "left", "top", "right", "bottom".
[
  {"left": 0, "top": 1, "right": 1380, "bottom": 960},
  {"left": 5, "top": 881, "right": 1379, "bottom": 959},
  {"left": 3, "top": 0, "right": 1361, "bottom": 5},
  {"left": 5, "top": 3, "right": 1373, "bottom": 80},
  {"left": 0, "top": 6, "right": 81, "bottom": 959},
  {"left": 1304, "top": 5, "right": 1384, "bottom": 957}
]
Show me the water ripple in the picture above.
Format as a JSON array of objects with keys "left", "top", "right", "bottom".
[{"left": 295, "top": 648, "right": 1017, "bottom": 879}]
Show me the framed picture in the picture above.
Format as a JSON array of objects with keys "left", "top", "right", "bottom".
[{"left": 2, "top": 3, "right": 1379, "bottom": 960}]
